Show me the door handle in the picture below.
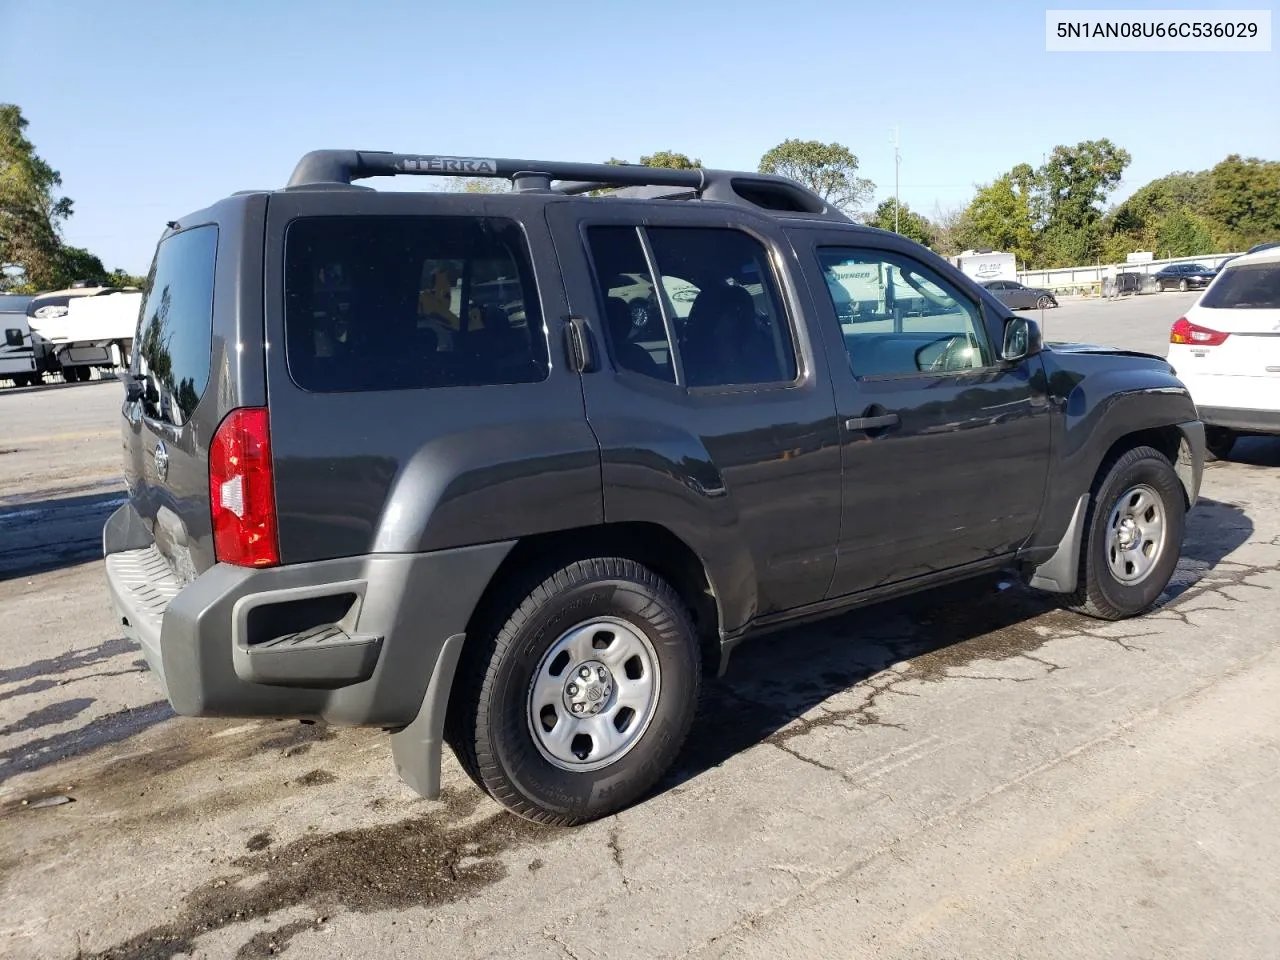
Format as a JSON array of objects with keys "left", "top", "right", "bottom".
[{"left": 845, "top": 413, "right": 900, "bottom": 432}]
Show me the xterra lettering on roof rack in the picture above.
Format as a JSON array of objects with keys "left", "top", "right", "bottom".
[{"left": 398, "top": 156, "right": 498, "bottom": 174}]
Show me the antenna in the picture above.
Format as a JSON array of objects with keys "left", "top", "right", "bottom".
[{"left": 890, "top": 128, "right": 901, "bottom": 234}]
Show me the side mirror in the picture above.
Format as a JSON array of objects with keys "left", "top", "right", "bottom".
[{"left": 1002, "top": 316, "right": 1042, "bottom": 363}]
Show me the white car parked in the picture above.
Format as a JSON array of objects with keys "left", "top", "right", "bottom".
[{"left": 1167, "top": 246, "right": 1280, "bottom": 460}]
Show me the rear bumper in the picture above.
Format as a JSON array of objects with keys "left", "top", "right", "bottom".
[
  {"left": 103, "top": 502, "right": 512, "bottom": 727},
  {"left": 1195, "top": 406, "right": 1280, "bottom": 435}
]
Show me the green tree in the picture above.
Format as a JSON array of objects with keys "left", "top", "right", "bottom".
[
  {"left": 0, "top": 103, "right": 73, "bottom": 291},
  {"left": 961, "top": 173, "right": 1037, "bottom": 265},
  {"left": 866, "top": 199, "right": 937, "bottom": 247},
  {"left": 927, "top": 204, "right": 972, "bottom": 257},
  {"left": 1154, "top": 208, "right": 1216, "bottom": 258},
  {"left": 758, "top": 139, "right": 875, "bottom": 213},
  {"left": 105, "top": 268, "right": 147, "bottom": 288},
  {"left": 56, "top": 246, "right": 106, "bottom": 285},
  {"left": 605, "top": 151, "right": 703, "bottom": 169},
  {"left": 1036, "top": 139, "right": 1131, "bottom": 266},
  {"left": 1099, "top": 231, "right": 1138, "bottom": 264},
  {"left": 638, "top": 151, "right": 701, "bottom": 169},
  {"left": 456, "top": 177, "right": 509, "bottom": 194},
  {"left": 1103, "top": 170, "right": 1212, "bottom": 255},
  {"left": 1208, "top": 154, "right": 1280, "bottom": 249}
]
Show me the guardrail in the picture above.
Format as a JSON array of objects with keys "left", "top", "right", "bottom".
[{"left": 1018, "top": 252, "right": 1241, "bottom": 296}]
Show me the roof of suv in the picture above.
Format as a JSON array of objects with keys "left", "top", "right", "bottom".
[{"left": 279, "top": 149, "right": 857, "bottom": 226}]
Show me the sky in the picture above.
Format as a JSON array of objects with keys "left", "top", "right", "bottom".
[{"left": 2, "top": 0, "right": 1277, "bottom": 273}]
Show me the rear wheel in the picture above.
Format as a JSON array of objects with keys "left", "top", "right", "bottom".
[
  {"left": 1179, "top": 279, "right": 1188, "bottom": 292},
  {"left": 1065, "top": 445, "right": 1185, "bottom": 620},
  {"left": 1036, "top": 294, "right": 1053, "bottom": 309},
  {"left": 1204, "top": 427, "right": 1237, "bottom": 462},
  {"left": 447, "top": 557, "right": 702, "bottom": 825},
  {"left": 61, "top": 368, "right": 77, "bottom": 383}
]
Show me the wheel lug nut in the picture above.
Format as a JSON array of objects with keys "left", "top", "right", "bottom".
[
  {"left": 567, "top": 683, "right": 578, "bottom": 695},
  {"left": 579, "top": 667, "right": 591, "bottom": 679},
  {"left": 573, "top": 703, "right": 584, "bottom": 713}
]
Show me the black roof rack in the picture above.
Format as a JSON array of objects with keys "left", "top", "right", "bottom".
[{"left": 286, "top": 150, "right": 852, "bottom": 223}]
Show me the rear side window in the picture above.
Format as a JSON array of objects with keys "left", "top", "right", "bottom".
[
  {"left": 135, "top": 225, "right": 218, "bottom": 425},
  {"left": 284, "top": 216, "right": 547, "bottom": 393},
  {"left": 586, "top": 226, "right": 676, "bottom": 383},
  {"left": 1201, "top": 263, "right": 1280, "bottom": 309},
  {"left": 646, "top": 227, "right": 797, "bottom": 388}
]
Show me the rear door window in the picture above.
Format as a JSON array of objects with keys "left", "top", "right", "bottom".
[
  {"left": 135, "top": 225, "right": 218, "bottom": 425},
  {"left": 1201, "top": 263, "right": 1280, "bottom": 309},
  {"left": 283, "top": 216, "right": 547, "bottom": 392}
]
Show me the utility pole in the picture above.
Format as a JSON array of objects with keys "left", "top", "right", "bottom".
[{"left": 890, "top": 127, "right": 901, "bottom": 234}]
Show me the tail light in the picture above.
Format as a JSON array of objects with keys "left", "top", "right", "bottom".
[
  {"left": 209, "top": 407, "right": 279, "bottom": 567},
  {"left": 1171, "top": 317, "right": 1229, "bottom": 346}
]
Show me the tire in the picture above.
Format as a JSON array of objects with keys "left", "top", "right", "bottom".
[
  {"left": 1036, "top": 294, "right": 1053, "bottom": 309},
  {"left": 61, "top": 368, "right": 77, "bottom": 383},
  {"left": 447, "top": 557, "right": 702, "bottom": 825},
  {"left": 1065, "top": 445, "right": 1185, "bottom": 620},
  {"left": 1204, "top": 427, "right": 1237, "bottom": 462},
  {"left": 1179, "top": 279, "right": 1188, "bottom": 292}
]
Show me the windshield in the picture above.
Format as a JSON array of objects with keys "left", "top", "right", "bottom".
[{"left": 1200, "top": 263, "right": 1280, "bottom": 309}]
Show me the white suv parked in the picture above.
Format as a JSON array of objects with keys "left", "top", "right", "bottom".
[{"left": 1167, "top": 246, "right": 1280, "bottom": 460}]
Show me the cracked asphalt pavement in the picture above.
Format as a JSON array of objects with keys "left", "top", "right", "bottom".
[{"left": 2, "top": 293, "right": 1279, "bottom": 959}]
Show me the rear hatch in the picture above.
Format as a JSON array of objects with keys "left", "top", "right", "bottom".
[
  {"left": 1180, "top": 259, "right": 1280, "bottom": 378},
  {"left": 121, "top": 223, "right": 222, "bottom": 583}
]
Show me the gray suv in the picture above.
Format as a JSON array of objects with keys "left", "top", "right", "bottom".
[{"left": 104, "top": 151, "right": 1205, "bottom": 824}]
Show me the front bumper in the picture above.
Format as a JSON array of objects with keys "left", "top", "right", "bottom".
[{"left": 103, "top": 502, "right": 512, "bottom": 726}]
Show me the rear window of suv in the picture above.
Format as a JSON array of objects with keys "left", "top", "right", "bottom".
[
  {"left": 284, "top": 216, "right": 547, "bottom": 393},
  {"left": 1201, "top": 262, "right": 1280, "bottom": 310}
]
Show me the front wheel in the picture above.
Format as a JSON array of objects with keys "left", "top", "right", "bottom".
[
  {"left": 1065, "top": 445, "right": 1185, "bottom": 620},
  {"left": 1036, "top": 294, "right": 1054, "bottom": 309},
  {"left": 447, "top": 557, "right": 702, "bottom": 825},
  {"left": 1179, "top": 279, "right": 1188, "bottom": 292}
]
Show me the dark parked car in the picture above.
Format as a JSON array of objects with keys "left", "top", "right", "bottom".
[
  {"left": 103, "top": 150, "right": 1205, "bottom": 825},
  {"left": 979, "top": 279, "right": 1058, "bottom": 309},
  {"left": 1154, "top": 263, "right": 1215, "bottom": 291},
  {"left": 1247, "top": 241, "right": 1280, "bottom": 255}
]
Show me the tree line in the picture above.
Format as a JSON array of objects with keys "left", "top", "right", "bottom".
[
  {"left": 4, "top": 98, "right": 1277, "bottom": 292},
  {"left": 0, "top": 104, "right": 145, "bottom": 292},
  {"left": 474, "top": 138, "right": 1278, "bottom": 268},
  {"left": 594, "top": 139, "right": 1278, "bottom": 267}
]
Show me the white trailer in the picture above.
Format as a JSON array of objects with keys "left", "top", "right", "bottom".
[
  {"left": 0, "top": 296, "right": 40, "bottom": 386},
  {"left": 28, "top": 287, "right": 140, "bottom": 383},
  {"left": 950, "top": 249, "right": 1018, "bottom": 284}
]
